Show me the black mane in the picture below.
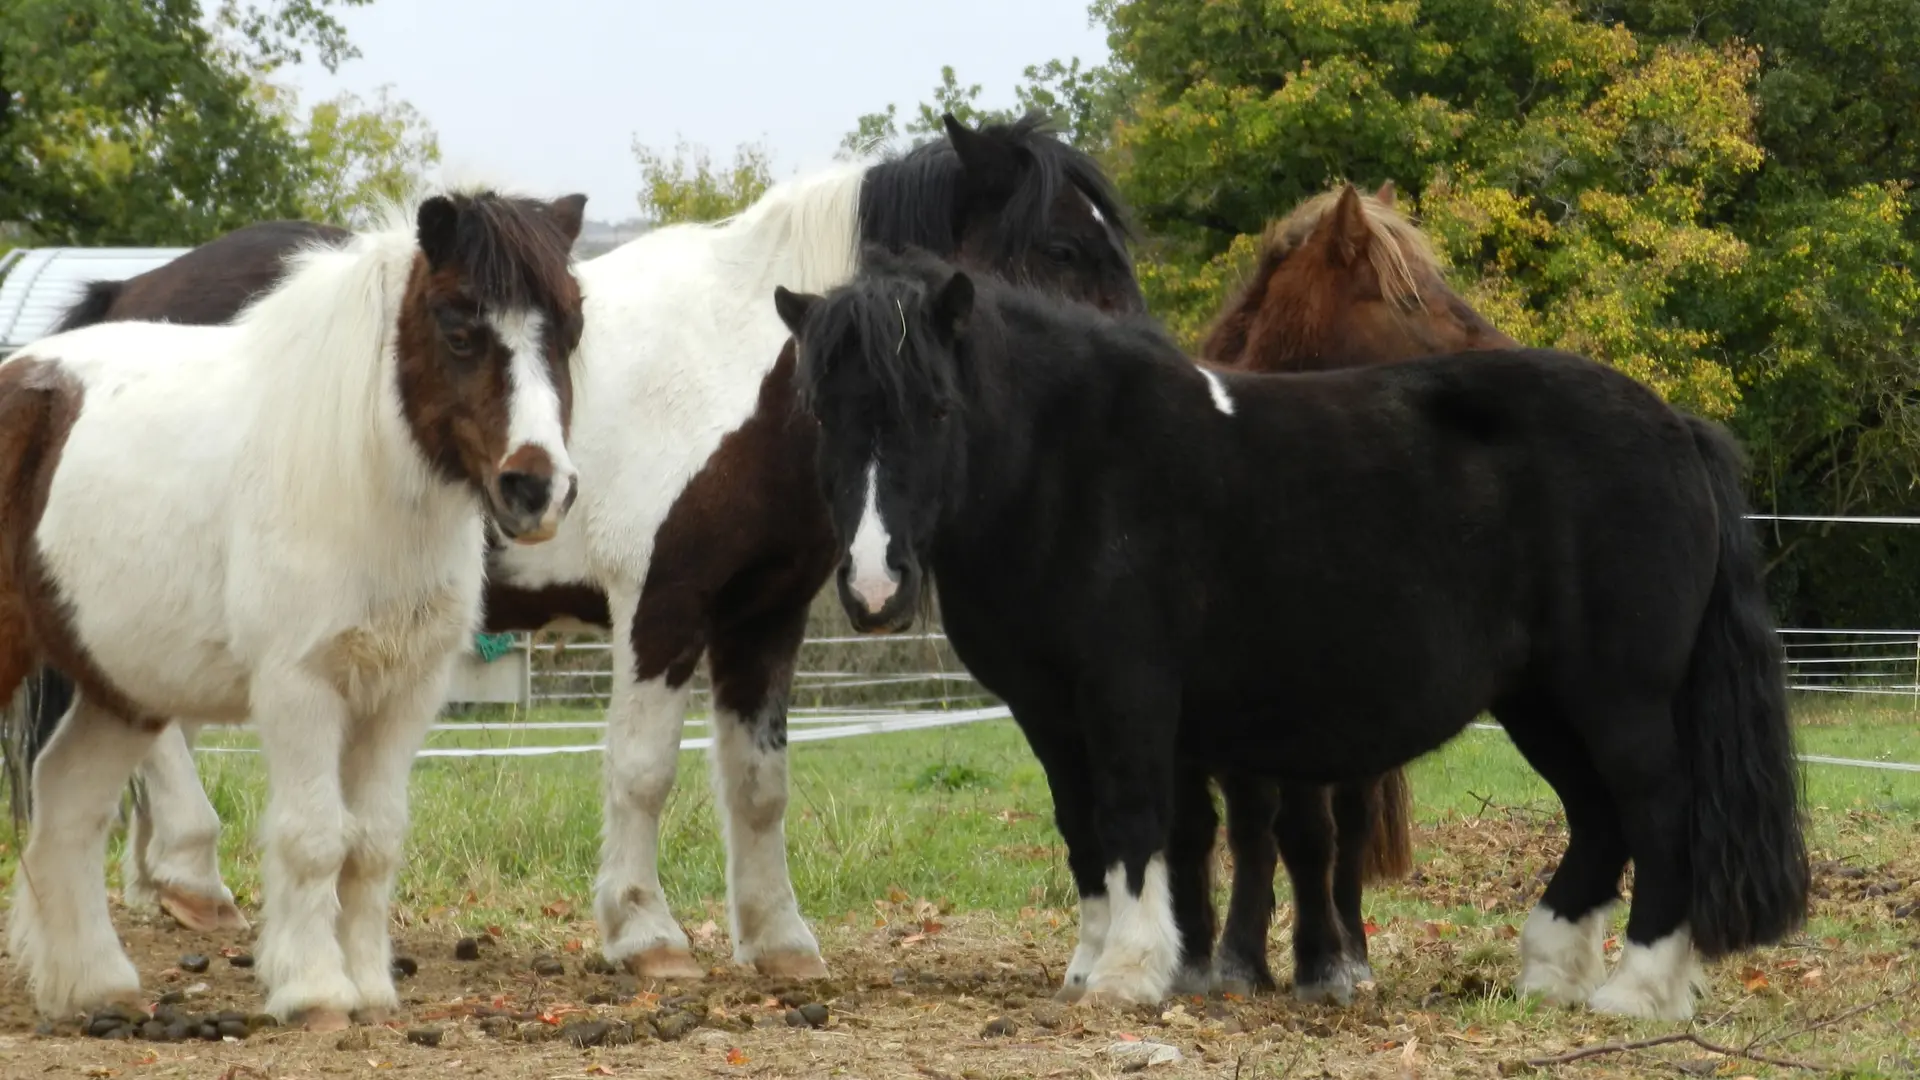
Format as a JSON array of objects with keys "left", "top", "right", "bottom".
[
  {"left": 856, "top": 112, "right": 1134, "bottom": 261},
  {"left": 792, "top": 247, "right": 972, "bottom": 423},
  {"left": 442, "top": 191, "right": 581, "bottom": 318}
]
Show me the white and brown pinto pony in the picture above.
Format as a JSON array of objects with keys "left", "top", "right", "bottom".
[{"left": 0, "top": 189, "right": 586, "bottom": 1027}]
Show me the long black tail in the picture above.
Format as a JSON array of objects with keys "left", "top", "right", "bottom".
[
  {"left": 1677, "top": 416, "right": 1810, "bottom": 957},
  {"left": 3, "top": 669, "right": 77, "bottom": 824},
  {"left": 51, "top": 280, "right": 125, "bottom": 334}
]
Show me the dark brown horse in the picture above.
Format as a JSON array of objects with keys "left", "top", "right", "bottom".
[{"left": 1177, "top": 182, "right": 1521, "bottom": 998}]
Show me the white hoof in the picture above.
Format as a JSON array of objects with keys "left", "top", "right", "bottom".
[
  {"left": 1516, "top": 902, "right": 1611, "bottom": 1004},
  {"left": 1586, "top": 927, "right": 1700, "bottom": 1021},
  {"left": 264, "top": 972, "right": 361, "bottom": 1026}
]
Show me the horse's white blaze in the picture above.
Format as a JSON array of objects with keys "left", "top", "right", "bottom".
[
  {"left": 1200, "top": 367, "right": 1236, "bottom": 416},
  {"left": 847, "top": 461, "right": 899, "bottom": 613},
  {"left": 1083, "top": 856, "right": 1180, "bottom": 1004},
  {"left": 491, "top": 309, "right": 576, "bottom": 529},
  {"left": 1515, "top": 901, "right": 1612, "bottom": 1003},
  {"left": 1588, "top": 925, "right": 1704, "bottom": 1021}
]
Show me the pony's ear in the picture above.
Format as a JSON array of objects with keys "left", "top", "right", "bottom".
[
  {"left": 1374, "top": 180, "right": 1396, "bottom": 209},
  {"left": 417, "top": 196, "right": 460, "bottom": 270},
  {"left": 548, "top": 194, "right": 589, "bottom": 245},
  {"left": 930, "top": 271, "right": 974, "bottom": 341},
  {"left": 773, "top": 286, "right": 818, "bottom": 336},
  {"left": 1325, "top": 183, "right": 1371, "bottom": 267},
  {"left": 943, "top": 113, "right": 1027, "bottom": 201}
]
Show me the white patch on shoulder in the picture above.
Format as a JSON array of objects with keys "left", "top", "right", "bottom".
[
  {"left": 846, "top": 461, "right": 898, "bottom": 613},
  {"left": 1199, "top": 367, "right": 1235, "bottom": 416}
]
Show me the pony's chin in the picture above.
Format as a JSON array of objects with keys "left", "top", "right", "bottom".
[{"left": 846, "top": 607, "right": 917, "bottom": 636}]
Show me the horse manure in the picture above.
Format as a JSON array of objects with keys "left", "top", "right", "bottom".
[
  {"left": 392, "top": 955, "right": 419, "bottom": 978},
  {"left": 653, "top": 1011, "right": 699, "bottom": 1041},
  {"left": 516, "top": 1020, "right": 563, "bottom": 1043},
  {"left": 798, "top": 1003, "right": 829, "bottom": 1027},
  {"left": 406, "top": 1026, "right": 444, "bottom": 1048},
  {"left": 981, "top": 1015, "right": 1017, "bottom": 1037},
  {"left": 179, "top": 953, "right": 211, "bottom": 974},
  {"left": 217, "top": 1018, "right": 251, "bottom": 1039},
  {"left": 246, "top": 1013, "right": 278, "bottom": 1033},
  {"left": 775, "top": 988, "right": 812, "bottom": 1008},
  {"left": 582, "top": 954, "right": 618, "bottom": 976},
  {"left": 156, "top": 990, "right": 187, "bottom": 1006},
  {"left": 138, "top": 1020, "right": 169, "bottom": 1041},
  {"left": 531, "top": 954, "right": 565, "bottom": 977},
  {"left": 86, "top": 1015, "right": 127, "bottom": 1038},
  {"left": 453, "top": 937, "right": 482, "bottom": 961},
  {"left": 164, "top": 1021, "right": 193, "bottom": 1041},
  {"left": 478, "top": 1015, "right": 513, "bottom": 1038},
  {"left": 562, "top": 1019, "right": 611, "bottom": 1047},
  {"left": 1028, "top": 1004, "right": 1066, "bottom": 1030},
  {"left": 227, "top": 952, "right": 256, "bottom": 969}
]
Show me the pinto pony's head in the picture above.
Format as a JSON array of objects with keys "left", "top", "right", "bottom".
[{"left": 395, "top": 191, "right": 588, "bottom": 542}]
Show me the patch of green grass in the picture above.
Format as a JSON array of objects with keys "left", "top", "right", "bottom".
[{"left": 2, "top": 697, "right": 1914, "bottom": 937}]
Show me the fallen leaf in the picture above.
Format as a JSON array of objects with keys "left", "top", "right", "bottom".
[
  {"left": 564, "top": 938, "right": 584, "bottom": 954},
  {"left": 1364, "top": 919, "right": 1382, "bottom": 937},
  {"left": 899, "top": 933, "right": 927, "bottom": 946},
  {"left": 486, "top": 925, "right": 505, "bottom": 938},
  {"left": 887, "top": 885, "right": 910, "bottom": 903},
  {"left": 1800, "top": 968, "right": 1825, "bottom": 987},
  {"left": 584, "top": 1067, "right": 617, "bottom": 1077},
  {"left": 725, "top": 1048, "right": 749, "bottom": 1066},
  {"left": 920, "top": 919, "right": 945, "bottom": 935},
  {"left": 1115, "top": 1031, "right": 1141, "bottom": 1042},
  {"left": 1740, "top": 967, "right": 1769, "bottom": 992},
  {"left": 542, "top": 899, "right": 574, "bottom": 919}
]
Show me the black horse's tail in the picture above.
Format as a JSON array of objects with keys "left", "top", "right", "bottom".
[
  {"left": 52, "top": 280, "right": 124, "bottom": 334},
  {"left": 1676, "top": 416, "right": 1809, "bottom": 957},
  {"left": 3, "top": 669, "right": 76, "bottom": 824}
]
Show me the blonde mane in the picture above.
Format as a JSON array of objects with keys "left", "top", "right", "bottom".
[{"left": 1261, "top": 186, "right": 1443, "bottom": 310}]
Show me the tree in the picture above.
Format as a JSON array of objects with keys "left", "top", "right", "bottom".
[
  {"left": 632, "top": 138, "right": 775, "bottom": 225},
  {"left": 839, "top": 60, "right": 1125, "bottom": 159},
  {"left": 0, "top": 0, "right": 415, "bottom": 246},
  {"left": 0, "top": 0, "right": 314, "bottom": 244},
  {"left": 849, "top": 0, "right": 1920, "bottom": 625},
  {"left": 286, "top": 85, "right": 442, "bottom": 228}
]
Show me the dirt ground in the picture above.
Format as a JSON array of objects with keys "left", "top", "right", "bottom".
[{"left": 2, "top": 815, "right": 1916, "bottom": 1079}]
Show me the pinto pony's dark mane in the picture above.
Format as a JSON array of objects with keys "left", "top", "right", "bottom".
[
  {"left": 423, "top": 191, "right": 585, "bottom": 322},
  {"left": 857, "top": 113, "right": 1133, "bottom": 261}
]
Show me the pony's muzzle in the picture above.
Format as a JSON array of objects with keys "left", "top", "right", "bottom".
[
  {"left": 838, "top": 557, "right": 919, "bottom": 634},
  {"left": 493, "top": 462, "right": 576, "bottom": 545}
]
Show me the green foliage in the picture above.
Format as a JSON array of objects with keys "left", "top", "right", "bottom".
[
  {"left": 0, "top": 0, "right": 432, "bottom": 247},
  {"left": 849, "top": 0, "right": 1920, "bottom": 625},
  {"left": 632, "top": 138, "right": 775, "bottom": 225},
  {"left": 0, "top": 0, "right": 314, "bottom": 244},
  {"left": 840, "top": 59, "right": 1126, "bottom": 159},
  {"left": 291, "top": 84, "right": 442, "bottom": 228}
]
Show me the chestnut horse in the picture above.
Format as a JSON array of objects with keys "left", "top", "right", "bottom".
[
  {"left": 1, "top": 189, "right": 587, "bottom": 1025},
  {"left": 1177, "top": 182, "right": 1520, "bottom": 999}
]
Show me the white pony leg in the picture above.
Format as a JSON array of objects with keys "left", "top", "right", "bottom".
[
  {"left": 595, "top": 626, "right": 700, "bottom": 978},
  {"left": 1082, "top": 855, "right": 1181, "bottom": 1006},
  {"left": 1515, "top": 901, "right": 1612, "bottom": 1004},
  {"left": 9, "top": 698, "right": 155, "bottom": 1017},
  {"left": 1588, "top": 924, "right": 1705, "bottom": 1021},
  {"left": 710, "top": 706, "right": 822, "bottom": 977},
  {"left": 121, "top": 720, "right": 246, "bottom": 932},
  {"left": 1057, "top": 893, "right": 1111, "bottom": 1002},
  {"left": 251, "top": 668, "right": 357, "bottom": 1028},
  {"left": 336, "top": 672, "right": 444, "bottom": 1018}
]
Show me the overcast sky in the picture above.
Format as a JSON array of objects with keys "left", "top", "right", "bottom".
[{"left": 287, "top": 0, "right": 1111, "bottom": 222}]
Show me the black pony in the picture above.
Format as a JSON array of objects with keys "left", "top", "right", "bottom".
[{"left": 773, "top": 249, "right": 1809, "bottom": 1019}]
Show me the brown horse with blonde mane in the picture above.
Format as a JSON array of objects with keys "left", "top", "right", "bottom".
[{"left": 1172, "top": 181, "right": 1520, "bottom": 1000}]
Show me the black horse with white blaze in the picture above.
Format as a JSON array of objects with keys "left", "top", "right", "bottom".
[{"left": 772, "top": 249, "right": 1809, "bottom": 1020}]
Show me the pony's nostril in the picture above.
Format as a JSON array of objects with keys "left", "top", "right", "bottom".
[{"left": 498, "top": 471, "right": 551, "bottom": 517}]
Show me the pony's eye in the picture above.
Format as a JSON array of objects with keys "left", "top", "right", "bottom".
[
  {"left": 930, "top": 406, "right": 949, "bottom": 423},
  {"left": 1043, "top": 243, "right": 1077, "bottom": 264},
  {"left": 436, "top": 312, "right": 482, "bottom": 357}
]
